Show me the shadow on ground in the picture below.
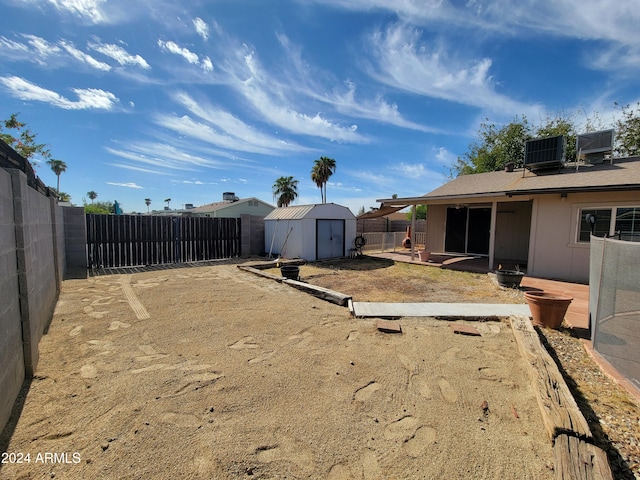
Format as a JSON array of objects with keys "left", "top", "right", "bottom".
[{"left": 537, "top": 329, "right": 636, "bottom": 480}]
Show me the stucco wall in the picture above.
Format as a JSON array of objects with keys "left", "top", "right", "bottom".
[{"left": 529, "top": 191, "right": 640, "bottom": 283}]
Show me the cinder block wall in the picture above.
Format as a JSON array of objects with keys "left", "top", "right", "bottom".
[
  {"left": 1, "top": 168, "right": 65, "bottom": 432},
  {"left": 11, "top": 169, "right": 60, "bottom": 376},
  {"left": 0, "top": 168, "right": 25, "bottom": 433}
]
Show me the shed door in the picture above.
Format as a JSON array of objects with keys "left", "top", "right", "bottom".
[{"left": 316, "top": 219, "right": 345, "bottom": 259}]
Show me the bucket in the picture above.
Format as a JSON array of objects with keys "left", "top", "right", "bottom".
[
  {"left": 280, "top": 265, "right": 300, "bottom": 280},
  {"left": 496, "top": 270, "right": 524, "bottom": 288}
]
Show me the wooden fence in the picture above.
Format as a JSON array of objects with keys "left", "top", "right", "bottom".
[{"left": 86, "top": 214, "right": 241, "bottom": 269}]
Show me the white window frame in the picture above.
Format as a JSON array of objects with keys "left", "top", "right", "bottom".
[{"left": 576, "top": 205, "right": 640, "bottom": 243}]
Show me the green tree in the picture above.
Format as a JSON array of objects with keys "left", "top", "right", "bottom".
[
  {"left": 406, "top": 205, "right": 427, "bottom": 220},
  {"left": 614, "top": 102, "right": 640, "bottom": 157},
  {"left": 46, "top": 158, "right": 67, "bottom": 199},
  {"left": 310, "top": 156, "right": 336, "bottom": 203},
  {"left": 452, "top": 116, "right": 533, "bottom": 176},
  {"left": 85, "top": 201, "right": 113, "bottom": 214},
  {"left": 145, "top": 198, "right": 151, "bottom": 213},
  {"left": 452, "top": 113, "right": 583, "bottom": 176},
  {"left": 272, "top": 176, "right": 299, "bottom": 207},
  {"left": 0, "top": 113, "right": 51, "bottom": 164},
  {"left": 87, "top": 191, "right": 98, "bottom": 203},
  {"left": 357, "top": 206, "right": 365, "bottom": 216}
]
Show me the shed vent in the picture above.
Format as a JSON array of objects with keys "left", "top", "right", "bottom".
[{"left": 524, "top": 135, "right": 565, "bottom": 171}]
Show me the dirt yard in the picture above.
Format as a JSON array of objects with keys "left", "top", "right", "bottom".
[{"left": 1, "top": 259, "right": 556, "bottom": 479}]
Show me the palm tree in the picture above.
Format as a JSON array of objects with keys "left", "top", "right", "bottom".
[
  {"left": 164, "top": 198, "right": 171, "bottom": 209},
  {"left": 46, "top": 158, "right": 67, "bottom": 200},
  {"left": 57, "top": 191, "right": 71, "bottom": 202},
  {"left": 272, "top": 176, "right": 299, "bottom": 207},
  {"left": 87, "top": 191, "right": 98, "bottom": 203},
  {"left": 310, "top": 156, "right": 336, "bottom": 203},
  {"left": 145, "top": 198, "right": 151, "bottom": 213}
]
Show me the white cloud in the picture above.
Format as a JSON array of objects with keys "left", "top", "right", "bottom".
[
  {"left": 223, "top": 48, "right": 367, "bottom": 143},
  {"left": 193, "top": 17, "right": 209, "bottom": 40},
  {"left": 0, "top": 36, "right": 30, "bottom": 53},
  {"left": 366, "top": 23, "right": 541, "bottom": 118},
  {"left": 157, "top": 39, "right": 199, "bottom": 65},
  {"left": 109, "top": 163, "right": 172, "bottom": 175},
  {"left": 89, "top": 41, "right": 150, "bottom": 69},
  {"left": 201, "top": 56, "right": 213, "bottom": 72},
  {"left": 106, "top": 141, "right": 225, "bottom": 172},
  {"left": 0, "top": 76, "right": 118, "bottom": 110},
  {"left": 107, "top": 181, "right": 144, "bottom": 189},
  {"left": 46, "top": 0, "right": 107, "bottom": 23},
  {"left": 309, "top": 0, "right": 640, "bottom": 70},
  {"left": 60, "top": 40, "right": 111, "bottom": 71}
]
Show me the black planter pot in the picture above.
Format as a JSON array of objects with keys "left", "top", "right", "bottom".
[
  {"left": 496, "top": 270, "right": 524, "bottom": 288},
  {"left": 280, "top": 265, "right": 300, "bottom": 280}
]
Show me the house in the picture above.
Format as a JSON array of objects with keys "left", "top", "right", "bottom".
[
  {"left": 189, "top": 193, "right": 275, "bottom": 218},
  {"left": 376, "top": 156, "right": 640, "bottom": 283},
  {"left": 264, "top": 203, "right": 357, "bottom": 261}
]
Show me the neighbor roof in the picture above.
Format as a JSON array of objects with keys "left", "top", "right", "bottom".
[
  {"left": 378, "top": 156, "right": 640, "bottom": 206},
  {"left": 191, "top": 197, "right": 273, "bottom": 213}
]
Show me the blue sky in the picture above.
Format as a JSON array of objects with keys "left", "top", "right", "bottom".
[{"left": 1, "top": 0, "right": 639, "bottom": 214}]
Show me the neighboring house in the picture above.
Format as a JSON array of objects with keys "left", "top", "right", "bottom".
[
  {"left": 264, "top": 203, "right": 357, "bottom": 261},
  {"left": 377, "top": 156, "right": 640, "bottom": 283},
  {"left": 189, "top": 194, "right": 275, "bottom": 218}
]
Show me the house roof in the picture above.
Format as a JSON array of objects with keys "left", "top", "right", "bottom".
[
  {"left": 191, "top": 197, "right": 273, "bottom": 213},
  {"left": 378, "top": 156, "right": 640, "bottom": 206}
]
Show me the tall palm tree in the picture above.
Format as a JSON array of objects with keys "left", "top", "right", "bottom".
[
  {"left": 46, "top": 158, "right": 67, "bottom": 199},
  {"left": 87, "top": 191, "right": 98, "bottom": 203},
  {"left": 272, "top": 176, "right": 299, "bottom": 207},
  {"left": 310, "top": 156, "right": 336, "bottom": 203},
  {"left": 145, "top": 198, "right": 151, "bottom": 213},
  {"left": 164, "top": 198, "right": 171, "bottom": 209}
]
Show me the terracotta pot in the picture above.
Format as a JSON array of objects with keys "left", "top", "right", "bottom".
[
  {"left": 524, "top": 291, "right": 573, "bottom": 329},
  {"left": 418, "top": 250, "right": 430, "bottom": 262},
  {"left": 496, "top": 270, "right": 524, "bottom": 288}
]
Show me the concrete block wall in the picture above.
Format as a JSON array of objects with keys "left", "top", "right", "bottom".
[
  {"left": 0, "top": 168, "right": 25, "bottom": 433},
  {"left": 11, "top": 169, "right": 59, "bottom": 376},
  {"left": 1, "top": 168, "right": 66, "bottom": 432}
]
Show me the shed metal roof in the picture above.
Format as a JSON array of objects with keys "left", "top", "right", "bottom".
[{"left": 264, "top": 204, "right": 316, "bottom": 220}]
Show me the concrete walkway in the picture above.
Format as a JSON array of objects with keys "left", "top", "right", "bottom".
[{"left": 350, "top": 301, "right": 531, "bottom": 318}]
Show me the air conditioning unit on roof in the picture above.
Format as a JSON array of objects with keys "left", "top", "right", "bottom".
[
  {"left": 576, "top": 129, "right": 614, "bottom": 164},
  {"left": 524, "top": 135, "right": 565, "bottom": 171}
]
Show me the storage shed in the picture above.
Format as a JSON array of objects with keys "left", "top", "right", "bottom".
[{"left": 264, "top": 203, "right": 357, "bottom": 261}]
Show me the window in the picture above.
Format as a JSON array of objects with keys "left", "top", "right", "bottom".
[
  {"left": 578, "top": 207, "right": 640, "bottom": 242},
  {"left": 615, "top": 207, "right": 640, "bottom": 241},
  {"left": 578, "top": 209, "right": 611, "bottom": 242}
]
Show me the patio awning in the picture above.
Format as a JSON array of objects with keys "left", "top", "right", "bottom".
[{"left": 357, "top": 205, "right": 407, "bottom": 219}]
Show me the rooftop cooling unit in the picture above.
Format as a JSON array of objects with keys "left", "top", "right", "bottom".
[
  {"left": 524, "top": 135, "right": 565, "bottom": 171},
  {"left": 576, "top": 129, "right": 614, "bottom": 164}
]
